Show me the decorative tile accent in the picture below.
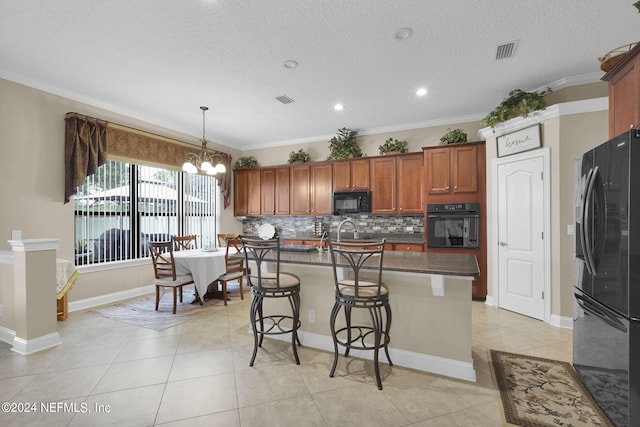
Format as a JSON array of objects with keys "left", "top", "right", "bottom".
[{"left": 241, "top": 215, "right": 424, "bottom": 238}]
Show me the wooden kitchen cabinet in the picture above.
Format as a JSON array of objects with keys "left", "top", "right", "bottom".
[
  {"left": 424, "top": 142, "right": 482, "bottom": 196},
  {"left": 602, "top": 43, "right": 640, "bottom": 138},
  {"left": 396, "top": 153, "right": 423, "bottom": 214},
  {"left": 333, "top": 158, "right": 370, "bottom": 191},
  {"left": 392, "top": 243, "right": 423, "bottom": 252},
  {"left": 233, "top": 168, "right": 261, "bottom": 216},
  {"left": 260, "top": 167, "right": 290, "bottom": 215},
  {"left": 371, "top": 153, "right": 423, "bottom": 215},
  {"left": 290, "top": 162, "right": 333, "bottom": 215},
  {"left": 370, "top": 156, "right": 396, "bottom": 214}
]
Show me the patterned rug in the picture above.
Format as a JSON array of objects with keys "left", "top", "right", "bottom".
[
  {"left": 90, "top": 289, "right": 224, "bottom": 331},
  {"left": 490, "top": 350, "right": 614, "bottom": 427}
]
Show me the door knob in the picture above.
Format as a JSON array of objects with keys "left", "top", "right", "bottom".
[{"left": 499, "top": 241, "right": 507, "bottom": 247}]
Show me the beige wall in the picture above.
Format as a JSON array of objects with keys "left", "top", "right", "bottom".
[
  {"left": 0, "top": 76, "right": 610, "bottom": 333},
  {"left": 242, "top": 122, "right": 484, "bottom": 167},
  {"left": 0, "top": 78, "right": 242, "bottom": 331},
  {"left": 484, "top": 108, "right": 608, "bottom": 320}
]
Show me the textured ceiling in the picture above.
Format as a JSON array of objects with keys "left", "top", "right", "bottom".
[{"left": 1, "top": 1, "right": 638, "bottom": 150}]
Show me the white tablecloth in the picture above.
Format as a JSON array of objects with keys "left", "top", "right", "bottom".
[
  {"left": 172, "top": 249, "right": 228, "bottom": 301},
  {"left": 56, "top": 258, "right": 79, "bottom": 299}
]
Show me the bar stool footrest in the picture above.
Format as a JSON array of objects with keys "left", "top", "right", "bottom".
[
  {"left": 334, "top": 325, "right": 391, "bottom": 351},
  {"left": 253, "top": 315, "right": 301, "bottom": 336}
]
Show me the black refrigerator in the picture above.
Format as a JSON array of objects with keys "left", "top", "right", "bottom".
[{"left": 574, "top": 128, "right": 640, "bottom": 426}]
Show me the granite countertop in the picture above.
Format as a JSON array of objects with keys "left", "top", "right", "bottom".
[
  {"left": 285, "top": 232, "right": 425, "bottom": 245},
  {"left": 234, "top": 248, "right": 478, "bottom": 277}
]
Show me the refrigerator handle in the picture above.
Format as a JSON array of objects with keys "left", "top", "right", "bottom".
[
  {"left": 575, "top": 291, "right": 627, "bottom": 333},
  {"left": 583, "top": 166, "right": 599, "bottom": 276},
  {"left": 580, "top": 167, "right": 595, "bottom": 275}
]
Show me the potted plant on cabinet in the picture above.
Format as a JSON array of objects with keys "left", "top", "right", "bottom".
[
  {"left": 327, "top": 127, "right": 362, "bottom": 160},
  {"left": 378, "top": 138, "right": 409, "bottom": 155},
  {"left": 439, "top": 128, "right": 468, "bottom": 145},
  {"left": 482, "top": 88, "right": 551, "bottom": 130},
  {"left": 233, "top": 156, "right": 259, "bottom": 170},
  {"left": 287, "top": 149, "right": 311, "bottom": 164}
]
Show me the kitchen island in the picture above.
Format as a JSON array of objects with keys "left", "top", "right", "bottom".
[{"left": 236, "top": 249, "right": 479, "bottom": 381}]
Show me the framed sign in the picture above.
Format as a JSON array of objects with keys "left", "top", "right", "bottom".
[{"left": 497, "top": 124, "right": 541, "bottom": 157}]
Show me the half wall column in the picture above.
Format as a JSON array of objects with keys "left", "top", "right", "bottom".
[{"left": 8, "top": 238, "right": 61, "bottom": 354}]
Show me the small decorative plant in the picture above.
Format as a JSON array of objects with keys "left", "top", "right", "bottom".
[
  {"left": 482, "top": 88, "right": 551, "bottom": 129},
  {"left": 439, "top": 128, "right": 468, "bottom": 145},
  {"left": 327, "top": 127, "right": 362, "bottom": 160},
  {"left": 378, "top": 138, "right": 409, "bottom": 155},
  {"left": 287, "top": 149, "right": 311, "bottom": 164},
  {"left": 75, "top": 239, "right": 88, "bottom": 254},
  {"left": 233, "top": 156, "right": 259, "bottom": 170}
]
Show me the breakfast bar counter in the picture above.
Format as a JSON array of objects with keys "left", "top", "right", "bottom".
[{"left": 237, "top": 249, "right": 479, "bottom": 381}]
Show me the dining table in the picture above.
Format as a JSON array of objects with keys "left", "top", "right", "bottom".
[{"left": 172, "top": 248, "right": 231, "bottom": 303}]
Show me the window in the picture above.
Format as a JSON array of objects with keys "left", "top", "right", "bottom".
[{"left": 74, "top": 160, "right": 218, "bottom": 266}]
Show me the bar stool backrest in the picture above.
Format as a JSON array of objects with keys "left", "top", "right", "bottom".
[
  {"left": 329, "top": 239, "right": 386, "bottom": 297},
  {"left": 239, "top": 235, "right": 283, "bottom": 290}
]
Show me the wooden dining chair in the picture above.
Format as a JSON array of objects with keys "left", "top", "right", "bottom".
[
  {"left": 149, "top": 241, "right": 196, "bottom": 314},
  {"left": 173, "top": 235, "right": 197, "bottom": 251},
  {"left": 217, "top": 233, "right": 239, "bottom": 247},
  {"left": 215, "top": 237, "right": 245, "bottom": 306}
]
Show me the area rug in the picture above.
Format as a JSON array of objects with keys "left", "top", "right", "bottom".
[
  {"left": 490, "top": 350, "right": 614, "bottom": 427},
  {"left": 90, "top": 292, "right": 220, "bottom": 331}
]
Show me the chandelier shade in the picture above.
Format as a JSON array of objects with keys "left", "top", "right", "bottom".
[{"left": 182, "top": 106, "right": 227, "bottom": 175}]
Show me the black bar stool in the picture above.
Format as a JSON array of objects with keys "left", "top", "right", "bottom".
[
  {"left": 328, "top": 239, "right": 392, "bottom": 389},
  {"left": 240, "top": 235, "right": 301, "bottom": 366}
]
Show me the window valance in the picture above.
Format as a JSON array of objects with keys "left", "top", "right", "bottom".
[{"left": 64, "top": 112, "right": 233, "bottom": 207}]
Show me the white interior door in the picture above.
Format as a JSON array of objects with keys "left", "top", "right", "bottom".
[{"left": 496, "top": 151, "right": 546, "bottom": 320}]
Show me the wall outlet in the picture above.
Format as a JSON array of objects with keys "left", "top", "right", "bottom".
[
  {"left": 0, "top": 304, "right": 3, "bottom": 317},
  {"left": 308, "top": 309, "right": 315, "bottom": 323}
]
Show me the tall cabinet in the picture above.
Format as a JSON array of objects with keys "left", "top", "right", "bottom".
[
  {"left": 423, "top": 141, "right": 487, "bottom": 300},
  {"left": 602, "top": 42, "right": 640, "bottom": 138}
]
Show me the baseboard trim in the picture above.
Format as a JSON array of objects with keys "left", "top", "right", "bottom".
[
  {"left": 0, "top": 325, "right": 15, "bottom": 346},
  {"left": 549, "top": 314, "right": 573, "bottom": 329},
  {"left": 68, "top": 285, "right": 155, "bottom": 313},
  {"left": 11, "top": 332, "right": 61, "bottom": 355},
  {"left": 272, "top": 330, "right": 476, "bottom": 382}
]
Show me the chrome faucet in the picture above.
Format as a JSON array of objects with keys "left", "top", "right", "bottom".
[
  {"left": 337, "top": 219, "right": 358, "bottom": 241},
  {"left": 318, "top": 230, "right": 328, "bottom": 253}
]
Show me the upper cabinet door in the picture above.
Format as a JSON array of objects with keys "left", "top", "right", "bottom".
[
  {"left": 234, "top": 169, "right": 261, "bottom": 216},
  {"left": 370, "top": 157, "right": 397, "bottom": 214},
  {"left": 425, "top": 144, "right": 478, "bottom": 195},
  {"left": 260, "top": 168, "right": 276, "bottom": 215},
  {"left": 310, "top": 163, "right": 333, "bottom": 215},
  {"left": 332, "top": 158, "right": 370, "bottom": 191},
  {"left": 274, "top": 166, "right": 290, "bottom": 215},
  {"left": 332, "top": 161, "right": 352, "bottom": 191},
  {"left": 397, "top": 153, "right": 423, "bottom": 214},
  {"left": 451, "top": 145, "right": 478, "bottom": 193},
  {"left": 350, "top": 158, "right": 370, "bottom": 190},
  {"left": 290, "top": 164, "right": 311, "bottom": 215},
  {"left": 426, "top": 148, "right": 451, "bottom": 194}
]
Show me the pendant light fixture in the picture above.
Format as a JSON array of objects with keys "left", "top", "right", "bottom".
[{"left": 182, "top": 106, "right": 226, "bottom": 175}]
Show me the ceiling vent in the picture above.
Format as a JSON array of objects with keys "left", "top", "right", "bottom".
[
  {"left": 275, "top": 95, "right": 295, "bottom": 104},
  {"left": 495, "top": 41, "right": 518, "bottom": 60}
]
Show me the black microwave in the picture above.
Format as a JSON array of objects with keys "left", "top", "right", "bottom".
[{"left": 333, "top": 191, "right": 371, "bottom": 215}]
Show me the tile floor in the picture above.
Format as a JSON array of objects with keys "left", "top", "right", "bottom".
[{"left": 0, "top": 287, "right": 572, "bottom": 426}]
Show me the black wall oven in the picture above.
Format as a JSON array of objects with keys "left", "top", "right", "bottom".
[{"left": 426, "top": 203, "right": 479, "bottom": 249}]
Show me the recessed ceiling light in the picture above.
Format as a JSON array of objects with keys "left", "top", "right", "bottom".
[
  {"left": 283, "top": 60, "right": 299, "bottom": 69},
  {"left": 416, "top": 88, "right": 428, "bottom": 97},
  {"left": 334, "top": 104, "right": 344, "bottom": 111},
  {"left": 394, "top": 28, "right": 413, "bottom": 41}
]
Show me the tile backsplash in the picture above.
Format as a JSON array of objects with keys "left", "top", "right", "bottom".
[{"left": 241, "top": 215, "right": 424, "bottom": 238}]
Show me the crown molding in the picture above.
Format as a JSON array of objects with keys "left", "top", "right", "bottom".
[{"left": 477, "top": 97, "right": 608, "bottom": 140}]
